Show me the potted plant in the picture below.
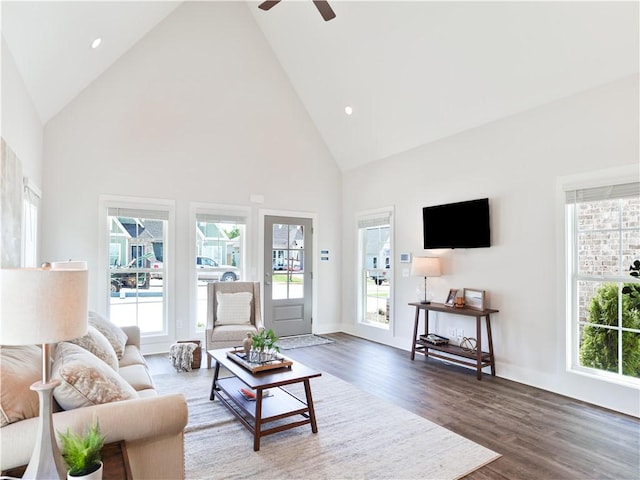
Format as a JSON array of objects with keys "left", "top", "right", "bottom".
[
  {"left": 58, "top": 419, "right": 106, "bottom": 480},
  {"left": 250, "top": 328, "right": 280, "bottom": 363}
]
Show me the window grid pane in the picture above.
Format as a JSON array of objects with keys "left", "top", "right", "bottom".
[
  {"left": 570, "top": 190, "right": 640, "bottom": 382},
  {"left": 108, "top": 214, "right": 166, "bottom": 334}
]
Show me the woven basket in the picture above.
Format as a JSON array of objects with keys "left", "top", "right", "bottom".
[{"left": 177, "top": 340, "right": 201, "bottom": 369}]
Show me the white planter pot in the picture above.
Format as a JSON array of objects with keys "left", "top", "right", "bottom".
[{"left": 67, "top": 461, "right": 103, "bottom": 480}]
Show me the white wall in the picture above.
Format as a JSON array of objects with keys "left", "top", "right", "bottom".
[
  {"left": 41, "top": 2, "right": 342, "bottom": 347},
  {"left": 1, "top": 37, "right": 43, "bottom": 201},
  {"left": 341, "top": 75, "right": 640, "bottom": 417}
]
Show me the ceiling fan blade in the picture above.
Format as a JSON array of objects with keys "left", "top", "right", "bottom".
[
  {"left": 313, "top": 1, "right": 336, "bottom": 21},
  {"left": 258, "top": 1, "right": 281, "bottom": 11}
]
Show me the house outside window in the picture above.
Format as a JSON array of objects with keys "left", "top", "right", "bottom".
[
  {"left": 566, "top": 181, "right": 640, "bottom": 383},
  {"left": 357, "top": 208, "right": 393, "bottom": 329},
  {"left": 105, "top": 202, "right": 172, "bottom": 336}
]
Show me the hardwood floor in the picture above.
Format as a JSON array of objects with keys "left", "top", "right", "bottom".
[{"left": 148, "top": 333, "right": 640, "bottom": 479}]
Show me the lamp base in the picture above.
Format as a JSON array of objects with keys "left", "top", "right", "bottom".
[
  {"left": 419, "top": 300, "right": 432, "bottom": 304},
  {"left": 22, "top": 380, "right": 65, "bottom": 480}
]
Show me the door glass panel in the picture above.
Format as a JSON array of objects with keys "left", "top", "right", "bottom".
[
  {"left": 272, "top": 223, "right": 305, "bottom": 300},
  {"left": 289, "top": 225, "right": 304, "bottom": 249},
  {"left": 272, "top": 224, "right": 288, "bottom": 249}
]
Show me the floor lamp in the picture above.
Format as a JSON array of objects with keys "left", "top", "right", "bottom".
[
  {"left": 410, "top": 257, "right": 442, "bottom": 304},
  {"left": 0, "top": 263, "right": 88, "bottom": 480}
]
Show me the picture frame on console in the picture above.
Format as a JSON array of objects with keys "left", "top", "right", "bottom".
[
  {"left": 444, "top": 288, "right": 458, "bottom": 307},
  {"left": 463, "top": 288, "right": 485, "bottom": 310}
]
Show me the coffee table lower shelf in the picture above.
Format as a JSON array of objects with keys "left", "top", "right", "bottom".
[{"left": 213, "top": 376, "right": 314, "bottom": 450}]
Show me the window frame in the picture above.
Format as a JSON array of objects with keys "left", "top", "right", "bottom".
[
  {"left": 356, "top": 206, "right": 394, "bottom": 330},
  {"left": 99, "top": 195, "right": 175, "bottom": 345},
  {"left": 563, "top": 172, "right": 640, "bottom": 386},
  {"left": 190, "top": 203, "right": 251, "bottom": 335},
  {"left": 21, "top": 178, "right": 41, "bottom": 267}
]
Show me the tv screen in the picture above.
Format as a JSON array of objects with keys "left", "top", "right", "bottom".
[{"left": 423, "top": 198, "right": 490, "bottom": 249}]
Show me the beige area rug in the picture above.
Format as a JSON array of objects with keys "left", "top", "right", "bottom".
[{"left": 153, "top": 368, "right": 500, "bottom": 480}]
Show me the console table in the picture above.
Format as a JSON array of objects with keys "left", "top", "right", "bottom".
[{"left": 409, "top": 302, "right": 498, "bottom": 380}]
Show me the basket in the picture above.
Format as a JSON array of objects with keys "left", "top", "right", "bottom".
[{"left": 177, "top": 340, "right": 201, "bottom": 369}]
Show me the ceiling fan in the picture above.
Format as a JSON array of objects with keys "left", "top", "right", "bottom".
[{"left": 258, "top": 1, "right": 336, "bottom": 22}]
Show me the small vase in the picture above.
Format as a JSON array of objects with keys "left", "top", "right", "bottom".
[
  {"left": 243, "top": 332, "right": 253, "bottom": 356},
  {"left": 68, "top": 462, "right": 103, "bottom": 480}
]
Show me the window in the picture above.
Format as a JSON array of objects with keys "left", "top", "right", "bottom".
[
  {"left": 194, "top": 209, "right": 247, "bottom": 330},
  {"left": 566, "top": 181, "right": 640, "bottom": 382},
  {"left": 357, "top": 209, "right": 393, "bottom": 328},
  {"left": 105, "top": 203, "right": 171, "bottom": 335},
  {"left": 22, "top": 180, "right": 40, "bottom": 267}
]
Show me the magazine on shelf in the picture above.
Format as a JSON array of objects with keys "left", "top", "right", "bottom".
[{"left": 239, "top": 387, "right": 273, "bottom": 401}]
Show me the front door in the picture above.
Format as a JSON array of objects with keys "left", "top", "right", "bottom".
[{"left": 264, "top": 216, "right": 313, "bottom": 337}]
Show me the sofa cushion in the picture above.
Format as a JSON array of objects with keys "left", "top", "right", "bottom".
[
  {"left": 119, "top": 344, "right": 147, "bottom": 368},
  {"left": 88, "top": 311, "right": 128, "bottom": 359},
  {"left": 0, "top": 345, "right": 41, "bottom": 427},
  {"left": 216, "top": 292, "right": 252, "bottom": 325},
  {"left": 118, "top": 364, "right": 155, "bottom": 392},
  {"left": 52, "top": 342, "right": 137, "bottom": 410},
  {"left": 68, "top": 325, "right": 119, "bottom": 371}
]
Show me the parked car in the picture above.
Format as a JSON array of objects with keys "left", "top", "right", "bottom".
[
  {"left": 196, "top": 256, "right": 239, "bottom": 282},
  {"left": 151, "top": 256, "right": 240, "bottom": 282},
  {"left": 368, "top": 268, "right": 389, "bottom": 285}
]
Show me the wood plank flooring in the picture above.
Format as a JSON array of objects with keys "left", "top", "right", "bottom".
[{"left": 148, "top": 333, "right": 639, "bottom": 479}]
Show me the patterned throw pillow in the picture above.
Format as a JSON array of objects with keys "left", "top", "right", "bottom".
[
  {"left": 68, "top": 325, "right": 119, "bottom": 371},
  {"left": 88, "top": 311, "right": 128, "bottom": 359},
  {"left": 216, "top": 292, "right": 253, "bottom": 325},
  {"left": 0, "top": 345, "right": 42, "bottom": 426},
  {"left": 52, "top": 342, "right": 137, "bottom": 411}
]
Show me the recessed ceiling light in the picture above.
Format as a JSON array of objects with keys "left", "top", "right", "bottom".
[
  {"left": 345, "top": 106, "right": 353, "bottom": 116},
  {"left": 91, "top": 38, "right": 102, "bottom": 49}
]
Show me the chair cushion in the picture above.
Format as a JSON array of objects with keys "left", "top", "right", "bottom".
[
  {"left": 68, "top": 325, "right": 119, "bottom": 371},
  {"left": 216, "top": 292, "right": 252, "bottom": 325},
  {"left": 88, "top": 311, "right": 128, "bottom": 359},
  {"left": 52, "top": 342, "right": 137, "bottom": 410},
  {"left": 210, "top": 324, "right": 259, "bottom": 343},
  {"left": 0, "top": 345, "right": 42, "bottom": 426}
]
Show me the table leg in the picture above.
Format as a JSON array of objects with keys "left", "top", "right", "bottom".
[
  {"left": 476, "top": 315, "right": 482, "bottom": 380},
  {"left": 304, "top": 379, "right": 318, "bottom": 433},
  {"left": 486, "top": 314, "right": 495, "bottom": 376},
  {"left": 411, "top": 307, "right": 420, "bottom": 360},
  {"left": 254, "top": 389, "right": 263, "bottom": 451},
  {"left": 210, "top": 361, "right": 220, "bottom": 401}
]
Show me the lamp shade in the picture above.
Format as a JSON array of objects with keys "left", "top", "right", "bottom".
[
  {"left": 410, "top": 257, "right": 442, "bottom": 277},
  {"left": 0, "top": 267, "right": 88, "bottom": 345}
]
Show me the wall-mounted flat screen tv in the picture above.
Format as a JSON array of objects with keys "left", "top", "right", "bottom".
[{"left": 423, "top": 198, "right": 490, "bottom": 249}]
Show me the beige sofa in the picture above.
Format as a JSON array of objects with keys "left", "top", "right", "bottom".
[{"left": 0, "top": 322, "right": 188, "bottom": 479}]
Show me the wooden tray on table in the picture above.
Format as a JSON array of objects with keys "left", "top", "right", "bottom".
[{"left": 226, "top": 348, "right": 293, "bottom": 373}]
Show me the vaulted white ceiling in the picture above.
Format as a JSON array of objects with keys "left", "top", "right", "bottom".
[{"left": 2, "top": 1, "right": 638, "bottom": 171}]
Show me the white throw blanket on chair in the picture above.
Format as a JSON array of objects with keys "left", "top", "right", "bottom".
[{"left": 169, "top": 342, "right": 197, "bottom": 372}]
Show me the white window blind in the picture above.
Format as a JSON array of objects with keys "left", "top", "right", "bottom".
[
  {"left": 107, "top": 207, "right": 169, "bottom": 220},
  {"left": 358, "top": 212, "right": 391, "bottom": 229},
  {"left": 566, "top": 182, "right": 640, "bottom": 204}
]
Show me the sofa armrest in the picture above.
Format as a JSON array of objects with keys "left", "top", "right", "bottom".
[
  {"left": 120, "top": 325, "right": 140, "bottom": 347},
  {"left": 0, "top": 394, "right": 187, "bottom": 472}
]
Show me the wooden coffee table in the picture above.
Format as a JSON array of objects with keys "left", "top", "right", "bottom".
[{"left": 208, "top": 348, "right": 322, "bottom": 451}]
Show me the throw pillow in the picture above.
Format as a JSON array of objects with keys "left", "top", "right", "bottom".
[
  {"left": 52, "top": 342, "right": 137, "bottom": 411},
  {"left": 0, "top": 345, "right": 42, "bottom": 426},
  {"left": 88, "top": 311, "right": 128, "bottom": 359},
  {"left": 68, "top": 325, "right": 119, "bottom": 371},
  {"left": 216, "top": 291, "right": 253, "bottom": 325}
]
